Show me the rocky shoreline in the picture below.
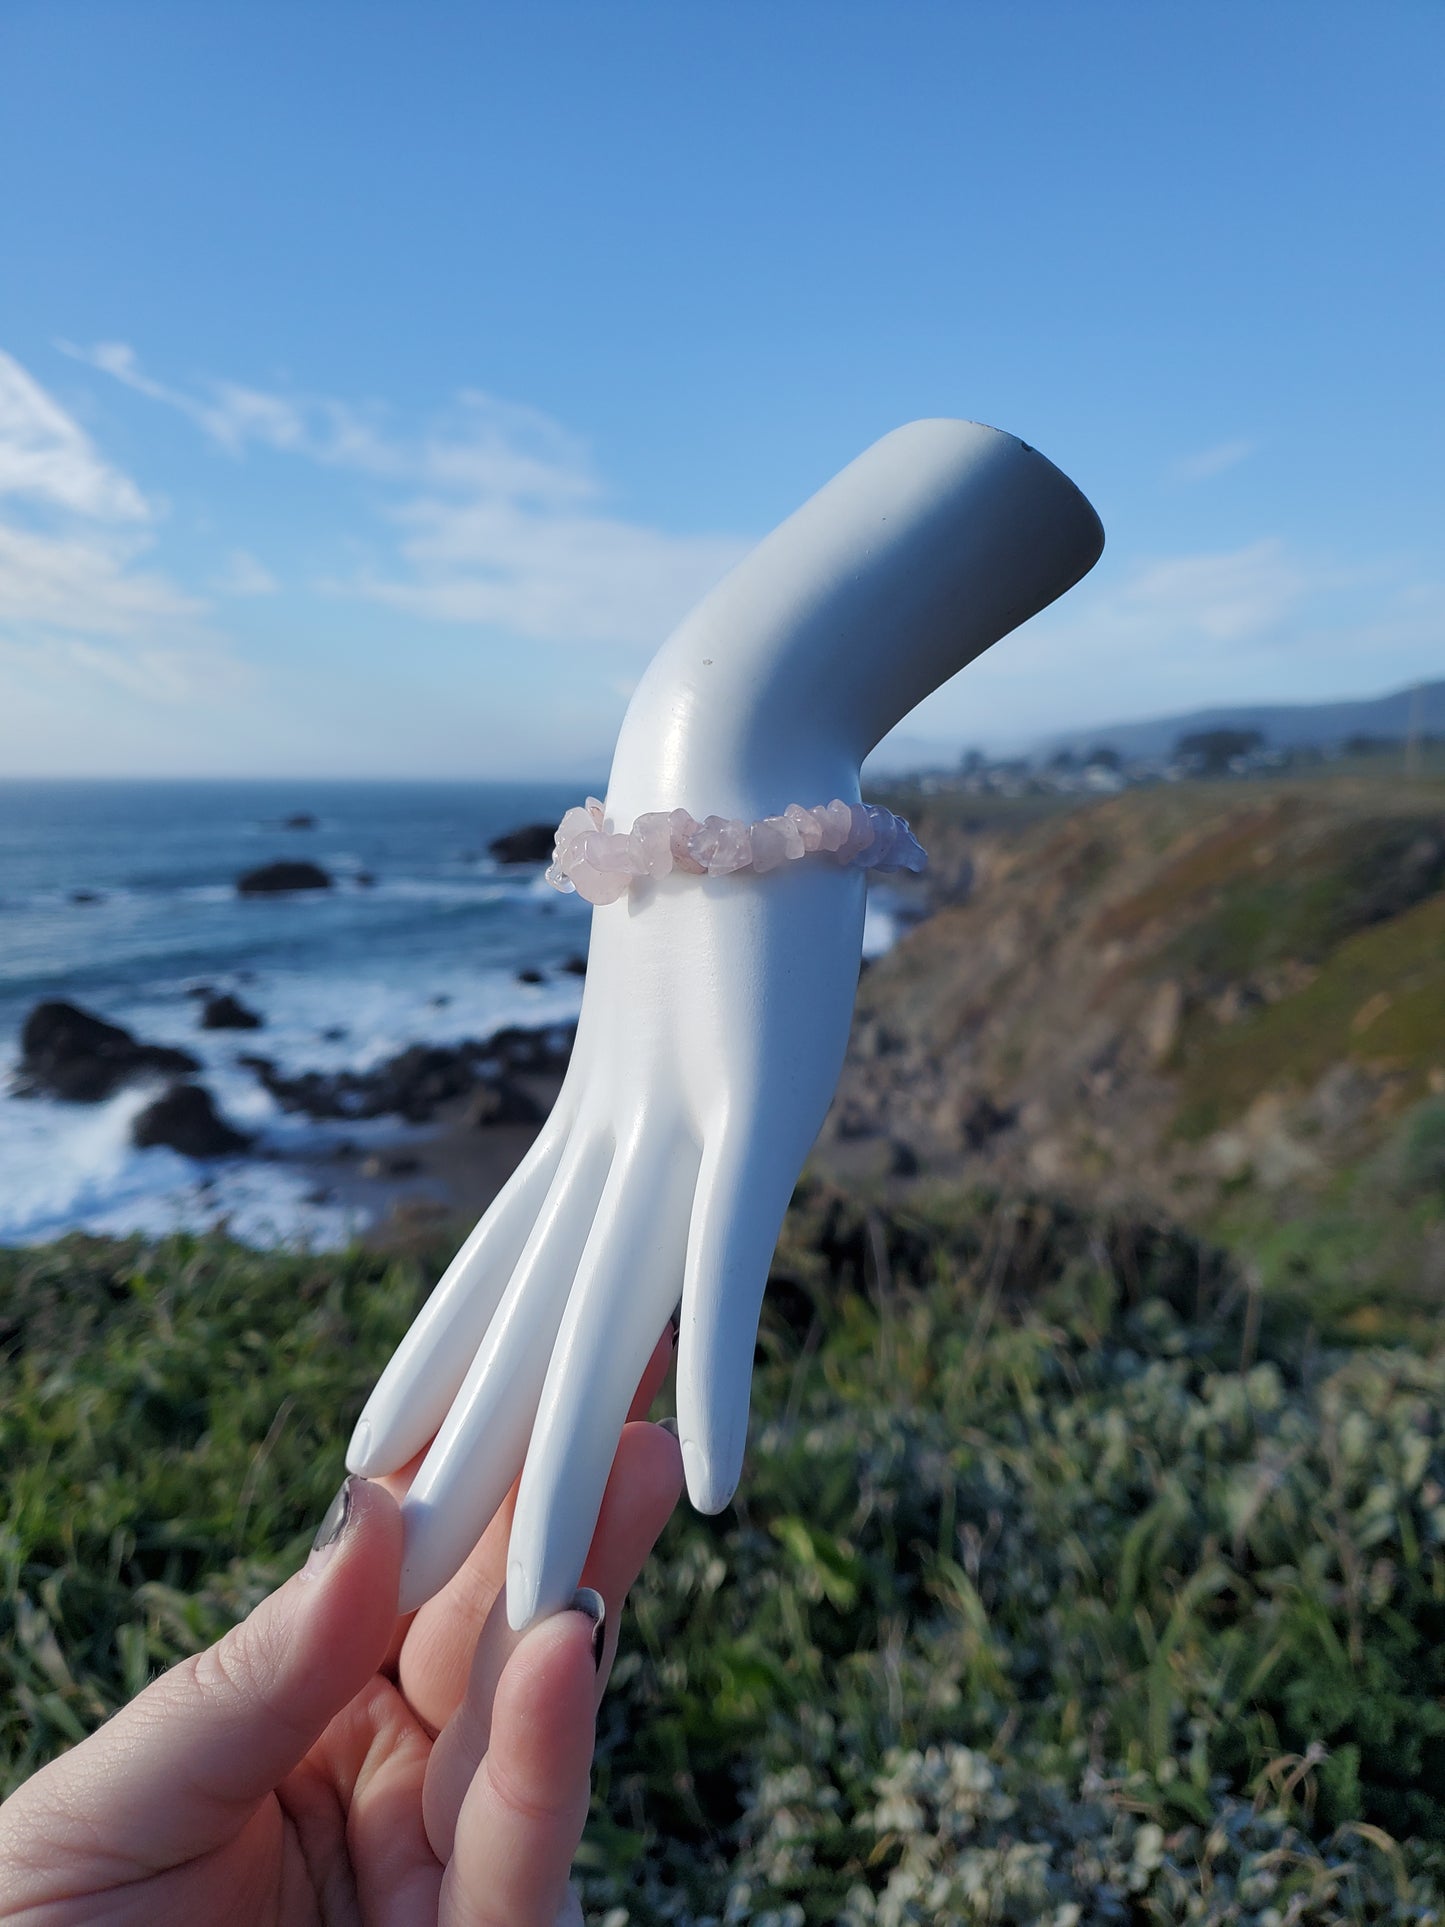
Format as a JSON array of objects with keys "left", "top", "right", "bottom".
[
  {"left": 4, "top": 801, "right": 944, "bottom": 1246},
  {"left": 7, "top": 989, "right": 580, "bottom": 1245}
]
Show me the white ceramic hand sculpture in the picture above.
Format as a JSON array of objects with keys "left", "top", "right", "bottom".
[{"left": 348, "top": 419, "right": 1104, "bottom": 1626}]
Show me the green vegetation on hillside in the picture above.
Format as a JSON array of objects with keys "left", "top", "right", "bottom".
[
  {"left": 4, "top": 1194, "right": 1444, "bottom": 1923},
  {"left": 1173, "top": 893, "right": 1445, "bottom": 1139},
  {"left": 842, "top": 774, "right": 1445, "bottom": 1334}
]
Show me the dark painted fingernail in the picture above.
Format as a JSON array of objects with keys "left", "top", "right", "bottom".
[
  {"left": 569, "top": 1587, "right": 606, "bottom": 1672},
  {"left": 306, "top": 1477, "right": 355, "bottom": 1573},
  {"left": 658, "top": 1415, "right": 680, "bottom": 1438}
]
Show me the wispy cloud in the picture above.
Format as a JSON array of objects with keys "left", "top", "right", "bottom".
[
  {"left": 1112, "top": 538, "right": 1306, "bottom": 642},
  {"left": 70, "top": 341, "right": 748, "bottom": 650},
  {"left": 0, "top": 348, "right": 243, "bottom": 712},
  {"left": 1170, "top": 438, "right": 1256, "bottom": 483},
  {"left": 0, "top": 521, "right": 200, "bottom": 637},
  {"left": 0, "top": 349, "right": 150, "bottom": 520},
  {"left": 60, "top": 340, "right": 315, "bottom": 460},
  {"left": 214, "top": 549, "right": 279, "bottom": 597},
  {"left": 361, "top": 494, "right": 745, "bottom": 647}
]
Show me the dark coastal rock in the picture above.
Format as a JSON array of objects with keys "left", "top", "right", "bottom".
[
  {"left": 69, "top": 889, "right": 104, "bottom": 905},
  {"left": 237, "top": 860, "right": 333, "bottom": 896},
  {"left": 240, "top": 1041, "right": 480, "bottom": 1124},
  {"left": 131, "top": 1082, "right": 251, "bottom": 1158},
  {"left": 282, "top": 812, "right": 317, "bottom": 831},
  {"left": 890, "top": 1138, "right": 921, "bottom": 1177},
  {"left": 14, "top": 1001, "right": 200, "bottom": 1103},
  {"left": 372, "top": 1045, "right": 482, "bottom": 1121},
  {"left": 560, "top": 954, "right": 587, "bottom": 976},
  {"left": 465, "top": 1077, "right": 543, "bottom": 1128},
  {"left": 200, "top": 992, "right": 263, "bottom": 1031},
  {"left": 487, "top": 1024, "right": 575, "bottom": 1074},
  {"left": 237, "top": 1022, "right": 575, "bottom": 1126},
  {"left": 355, "top": 871, "right": 377, "bottom": 888},
  {"left": 238, "top": 1054, "right": 357, "bottom": 1121},
  {"left": 516, "top": 967, "right": 545, "bottom": 985},
  {"left": 959, "top": 1094, "right": 1016, "bottom": 1150},
  {"left": 488, "top": 823, "right": 555, "bottom": 865}
]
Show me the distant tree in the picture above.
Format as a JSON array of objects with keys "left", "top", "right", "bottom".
[
  {"left": 1176, "top": 728, "right": 1264, "bottom": 774},
  {"left": 960, "top": 748, "right": 986, "bottom": 772},
  {"left": 1343, "top": 733, "right": 1399, "bottom": 757},
  {"left": 1048, "top": 747, "right": 1077, "bottom": 771},
  {"left": 1086, "top": 745, "right": 1122, "bottom": 771}
]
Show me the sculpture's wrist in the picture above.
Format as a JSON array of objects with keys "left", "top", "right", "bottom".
[{"left": 605, "top": 667, "right": 859, "bottom": 826}]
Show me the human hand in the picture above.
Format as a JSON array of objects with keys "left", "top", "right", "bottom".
[
  {"left": 349, "top": 420, "right": 1105, "bottom": 1629},
  {"left": 0, "top": 1341, "right": 681, "bottom": 1927}
]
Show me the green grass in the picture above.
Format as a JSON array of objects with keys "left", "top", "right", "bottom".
[
  {"left": 4, "top": 1198, "right": 1445, "bottom": 1923},
  {"left": 1174, "top": 893, "right": 1445, "bottom": 1142},
  {"left": 0, "top": 1237, "right": 427, "bottom": 1781}
]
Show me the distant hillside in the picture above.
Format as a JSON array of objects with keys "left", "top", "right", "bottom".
[
  {"left": 866, "top": 680, "right": 1445, "bottom": 775},
  {"left": 1045, "top": 678, "right": 1445, "bottom": 762},
  {"left": 822, "top": 769, "right": 1445, "bottom": 1321}
]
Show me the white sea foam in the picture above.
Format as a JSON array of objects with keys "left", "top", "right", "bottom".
[{"left": 0, "top": 962, "right": 584, "bottom": 1248}]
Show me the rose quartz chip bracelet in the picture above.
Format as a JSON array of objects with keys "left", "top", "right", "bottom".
[{"left": 544, "top": 798, "right": 927, "bottom": 906}]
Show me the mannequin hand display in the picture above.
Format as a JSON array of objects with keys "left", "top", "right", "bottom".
[{"left": 348, "top": 419, "right": 1104, "bottom": 1627}]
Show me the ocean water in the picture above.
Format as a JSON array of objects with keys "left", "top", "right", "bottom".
[{"left": 0, "top": 781, "right": 900, "bottom": 1247}]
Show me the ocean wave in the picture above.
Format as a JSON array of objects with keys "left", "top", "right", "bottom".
[
  {"left": 0, "top": 961, "right": 583, "bottom": 1247},
  {"left": 0, "top": 1081, "right": 357, "bottom": 1247},
  {"left": 0, "top": 870, "right": 544, "bottom": 914}
]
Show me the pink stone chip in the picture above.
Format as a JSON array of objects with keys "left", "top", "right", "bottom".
[
  {"left": 816, "top": 800, "right": 853, "bottom": 852},
  {"left": 785, "top": 802, "right": 824, "bottom": 852},
  {"left": 841, "top": 803, "right": 876, "bottom": 865},
  {"left": 569, "top": 856, "right": 628, "bottom": 904},
  {"left": 555, "top": 805, "right": 596, "bottom": 849},
  {"left": 632, "top": 812, "right": 675, "bottom": 878},
  {"left": 668, "top": 809, "right": 707, "bottom": 873},
  {"left": 862, "top": 804, "right": 896, "bottom": 868},
  {"left": 690, "top": 815, "right": 753, "bottom": 873},
  {"left": 590, "top": 831, "right": 636, "bottom": 873},
  {"left": 749, "top": 817, "right": 789, "bottom": 872}
]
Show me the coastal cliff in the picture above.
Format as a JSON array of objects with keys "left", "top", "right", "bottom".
[{"left": 824, "top": 772, "right": 1445, "bottom": 1327}]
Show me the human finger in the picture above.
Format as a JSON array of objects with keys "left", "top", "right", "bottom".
[
  {"left": 422, "top": 1416, "right": 680, "bottom": 1858},
  {"left": 436, "top": 1609, "right": 597, "bottom": 1927},
  {"left": 0, "top": 1477, "right": 400, "bottom": 1896}
]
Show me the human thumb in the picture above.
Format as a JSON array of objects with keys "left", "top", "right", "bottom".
[{"left": 0, "top": 1475, "right": 402, "bottom": 1885}]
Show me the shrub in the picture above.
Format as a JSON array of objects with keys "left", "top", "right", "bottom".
[{"left": 2, "top": 1201, "right": 1443, "bottom": 1922}]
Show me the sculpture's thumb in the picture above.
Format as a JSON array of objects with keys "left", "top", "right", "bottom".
[{"left": 0, "top": 1476, "right": 401, "bottom": 1882}]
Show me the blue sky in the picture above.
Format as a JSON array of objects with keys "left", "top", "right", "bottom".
[{"left": 1, "top": 2, "right": 1441, "bottom": 778}]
